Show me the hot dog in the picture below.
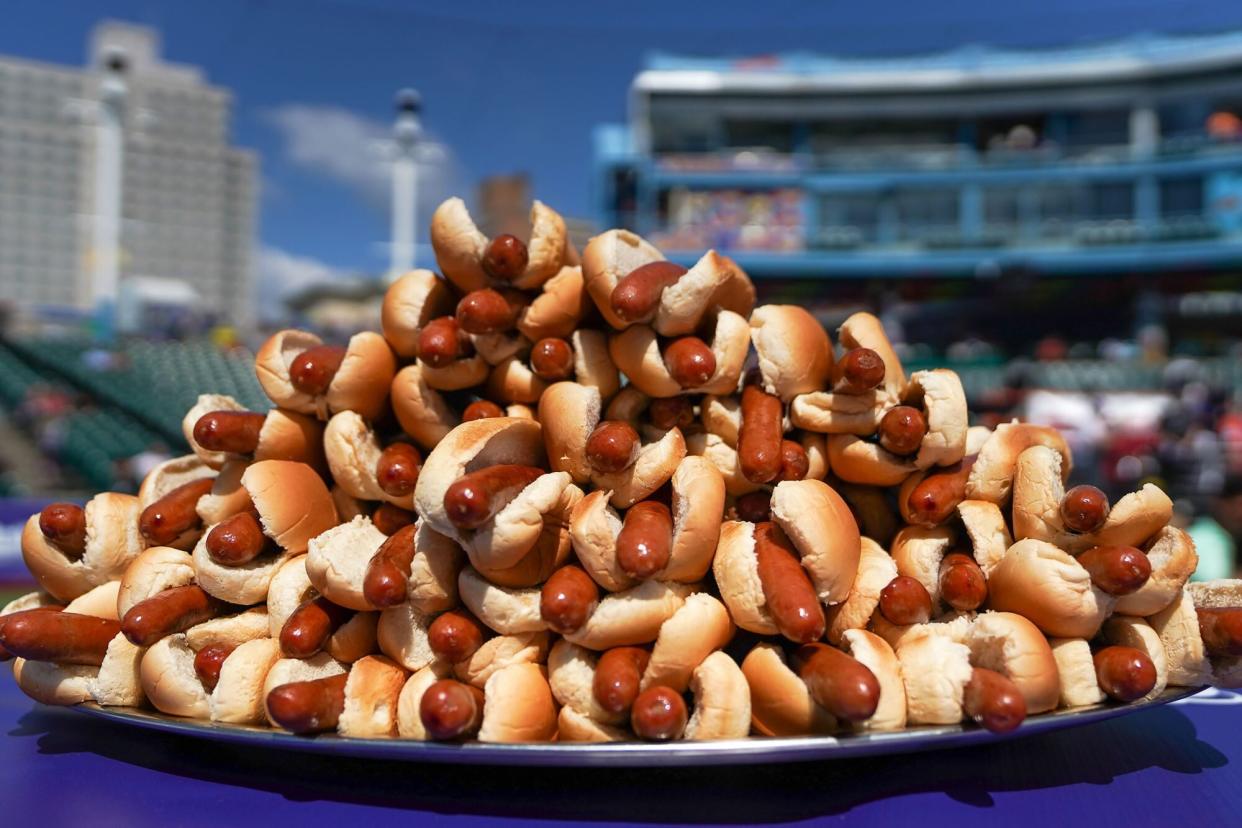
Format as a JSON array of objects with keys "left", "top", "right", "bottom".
[
  {"left": 376, "top": 442, "right": 422, "bottom": 498},
  {"left": 38, "top": 502, "right": 86, "bottom": 559},
  {"left": 442, "top": 464, "right": 544, "bottom": 530},
  {"left": 734, "top": 490, "right": 772, "bottom": 523},
  {"left": 280, "top": 596, "right": 355, "bottom": 658},
  {"left": 1093, "top": 645, "right": 1157, "bottom": 701},
  {"left": 664, "top": 337, "right": 716, "bottom": 390},
  {"left": 481, "top": 234, "right": 528, "bottom": 281},
  {"left": 611, "top": 261, "right": 688, "bottom": 323},
  {"left": 530, "top": 338, "right": 575, "bottom": 381},
  {"left": 593, "top": 646, "right": 651, "bottom": 715},
  {"left": 878, "top": 406, "right": 927, "bottom": 457},
  {"left": 585, "top": 421, "right": 640, "bottom": 474},
  {"left": 0, "top": 611, "right": 119, "bottom": 666},
  {"left": 418, "top": 317, "right": 473, "bottom": 368},
  {"left": 193, "top": 643, "right": 236, "bottom": 692},
  {"left": 630, "top": 685, "right": 688, "bottom": 740},
  {"left": 428, "top": 609, "right": 486, "bottom": 663},
  {"left": 753, "top": 521, "right": 825, "bottom": 644},
  {"left": 938, "top": 552, "right": 988, "bottom": 611},
  {"left": 138, "top": 477, "right": 216, "bottom": 546},
  {"left": 362, "top": 523, "right": 418, "bottom": 608},
  {"left": 462, "top": 400, "right": 505, "bottom": 422},
  {"left": 192, "top": 411, "right": 266, "bottom": 455},
  {"left": 962, "top": 667, "right": 1026, "bottom": 733},
  {"left": 648, "top": 396, "right": 694, "bottom": 431},
  {"left": 1076, "top": 546, "right": 1151, "bottom": 596},
  {"left": 205, "top": 511, "right": 270, "bottom": 566},
  {"left": 456, "top": 288, "right": 519, "bottom": 334},
  {"left": 267, "top": 672, "right": 348, "bottom": 734},
  {"left": 420, "top": 678, "right": 486, "bottom": 740},
  {"left": 1197, "top": 607, "right": 1242, "bottom": 657},
  {"left": 371, "top": 503, "right": 416, "bottom": 536},
  {"left": 615, "top": 501, "right": 673, "bottom": 579},
  {"left": 738, "top": 381, "right": 784, "bottom": 485},
  {"left": 0, "top": 605, "right": 63, "bottom": 662},
  {"left": 776, "top": 439, "right": 810, "bottom": 482},
  {"left": 833, "top": 347, "right": 885, "bottom": 395},
  {"left": 792, "top": 642, "right": 881, "bottom": 722},
  {"left": 1061, "top": 485, "right": 1109, "bottom": 533},
  {"left": 878, "top": 575, "right": 933, "bottom": 626},
  {"left": 121, "top": 584, "right": 226, "bottom": 647},
  {"left": 540, "top": 564, "right": 599, "bottom": 634},
  {"left": 905, "top": 457, "right": 976, "bottom": 527},
  {"left": 289, "top": 344, "right": 347, "bottom": 396}
]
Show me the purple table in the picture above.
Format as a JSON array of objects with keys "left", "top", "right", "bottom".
[{"left": 1, "top": 677, "right": 1238, "bottom": 827}]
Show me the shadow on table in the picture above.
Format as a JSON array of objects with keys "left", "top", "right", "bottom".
[{"left": 10, "top": 704, "right": 1227, "bottom": 823}]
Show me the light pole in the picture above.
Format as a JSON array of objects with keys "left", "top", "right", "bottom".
[
  {"left": 389, "top": 88, "right": 421, "bottom": 282},
  {"left": 92, "top": 47, "right": 127, "bottom": 337}
]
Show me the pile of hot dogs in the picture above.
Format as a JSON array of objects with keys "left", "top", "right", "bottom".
[{"left": 4, "top": 196, "right": 1240, "bottom": 745}]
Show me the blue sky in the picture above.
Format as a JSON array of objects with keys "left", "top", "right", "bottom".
[{"left": 5, "top": 0, "right": 1242, "bottom": 301}]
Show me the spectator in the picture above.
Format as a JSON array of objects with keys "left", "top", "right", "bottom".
[{"left": 1189, "top": 478, "right": 1242, "bottom": 581}]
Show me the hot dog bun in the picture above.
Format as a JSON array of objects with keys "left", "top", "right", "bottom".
[
  {"left": 750, "top": 305, "right": 833, "bottom": 401},
  {"left": 21, "top": 492, "right": 144, "bottom": 602},
  {"left": 381, "top": 269, "right": 455, "bottom": 358}
]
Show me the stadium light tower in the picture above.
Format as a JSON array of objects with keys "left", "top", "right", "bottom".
[
  {"left": 91, "top": 48, "right": 127, "bottom": 338},
  {"left": 388, "top": 88, "right": 422, "bottom": 282}
]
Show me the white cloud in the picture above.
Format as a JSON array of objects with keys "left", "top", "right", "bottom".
[{"left": 256, "top": 244, "right": 356, "bottom": 320}]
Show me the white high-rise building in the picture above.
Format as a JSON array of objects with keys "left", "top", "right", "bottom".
[{"left": 0, "top": 21, "right": 256, "bottom": 328}]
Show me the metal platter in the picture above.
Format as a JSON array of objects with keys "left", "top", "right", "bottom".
[{"left": 69, "top": 685, "right": 1204, "bottom": 767}]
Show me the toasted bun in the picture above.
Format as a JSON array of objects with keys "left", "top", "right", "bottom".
[
  {"left": 254, "top": 329, "right": 325, "bottom": 416},
  {"left": 957, "top": 500, "right": 1012, "bottom": 576},
  {"left": 547, "top": 639, "right": 626, "bottom": 725},
  {"left": 1049, "top": 638, "right": 1105, "bottom": 708},
  {"left": 381, "top": 269, "right": 455, "bottom": 358},
  {"left": 608, "top": 310, "right": 750, "bottom": 398},
  {"left": 118, "top": 546, "right": 196, "bottom": 618},
  {"left": 395, "top": 662, "right": 453, "bottom": 739},
  {"left": 391, "top": 363, "right": 460, "bottom": 450},
  {"left": 641, "top": 593, "right": 734, "bottom": 692},
  {"left": 750, "top": 305, "right": 833, "bottom": 400},
  {"left": 141, "top": 634, "right": 210, "bottom": 718},
  {"left": 477, "top": 662, "right": 557, "bottom": 743},
  {"left": 13, "top": 658, "right": 98, "bottom": 706},
  {"left": 376, "top": 602, "right": 436, "bottom": 671},
  {"left": 89, "top": 633, "right": 145, "bottom": 706},
  {"left": 305, "top": 516, "right": 385, "bottom": 611},
  {"left": 895, "top": 633, "right": 973, "bottom": 725},
  {"left": 665, "top": 456, "right": 726, "bottom": 582},
  {"left": 324, "top": 331, "right": 396, "bottom": 421},
  {"left": 564, "top": 580, "right": 695, "bottom": 650},
  {"left": 771, "top": 479, "right": 861, "bottom": 605},
  {"left": 840, "top": 629, "right": 907, "bottom": 731},
  {"left": 891, "top": 526, "right": 956, "bottom": 609},
  {"left": 713, "top": 521, "right": 777, "bottom": 635},
  {"left": 967, "top": 421, "right": 1071, "bottom": 504},
  {"left": 210, "top": 637, "right": 282, "bottom": 723},
  {"left": 244, "top": 459, "right": 338, "bottom": 554},
  {"left": 182, "top": 393, "right": 245, "bottom": 468},
  {"left": 1113, "top": 526, "right": 1197, "bottom": 617},
  {"left": 1148, "top": 588, "right": 1213, "bottom": 687},
  {"left": 517, "top": 265, "right": 589, "bottom": 342},
  {"left": 741, "top": 643, "right": 836, "bottom": 736},
  {"left": 1101, "top": 616, "right": 1169, "bottom": 701},
  {"left": 966, "top": 611, "right": 1059, "bottom": 714},
  {"left": 430, "top": 197, "right": 490, "bottom": 292},
  {"left": 683, "top": 651, "right": 750, "bottom": 740},
  {"left": 337, "top": 655, "right": 407, "bottom": 738},
  {"left": 987, "top": 539, "right": 1113, "bottom": 639},
  {"left": 323, "top": 411, "right": 411, "bottom": 508},
  {"left": 196, "top": 459, "right": 254, "bottom": 526},
  {"left": 826, "top": 537, "right": 897, "bottom": 644},
  {"left": 262, "top": 653, "right": 346, "bottom": 728},
  {"left": 457, "top": 567, "right": 546, "bottom": 635},
  {"left": 453, "top": 632, "right": 550, "bottom": 689},
  {"left": 582, "top": 229, "right": 666, "bottom": 330}
]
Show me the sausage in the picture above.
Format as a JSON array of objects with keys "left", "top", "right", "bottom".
[
  {"left": 193, "top": 643, "right": 236, "bottom": 692},
  {"left": 734, "top": 490, "right": 772, "bottom": 523},
  {"left": 267, "top": 672, "right": 348, "bottom": 734},
  {"left": 610, "top": 261, "right": 688, "bottom": 323},
  {"left": 192, "top": 410, "right": 266, "bottom": 454},
  {"left": 38, "top": 502, "right": 87, "bottom": 559},
  {"left": 0, "top": 605, "right": 63, "bottom": 661},
  {"left": 0, "top": 611, "right": 120, "bottom": 666},
  {"left": 371, "top": 503, "right": 416, "bottom": 536},
  {"left": 481, "top": 234, "right": 528, "bottom": 281},
  {"left": 905, "top": 457, "right": 976, "bottom": 527},
  {"left": 878, "top": 576, "right": 933, "bottom": 626},
  {"left": 878, "top": 406, "right": 927, "bottom": 457},
  {"left": 1076, "top": 545, "right": 1151, "bottom": 596},
  {"left": 289, "top": 345, "right": 347, "bottom": 396},
  {"left": 376, "top": 442, "right": 422, "bottom": 498},
  {"left": 753, "top": 521, "right": 826, "bottom": 644},
  {"left": 417, "top": 316, "right": 473, "bottom": 368},
  {"left": 615, "top": 501, "right": 673, "bottom": 579},
  {"left": 205, "top": 511, "right": 269, "bottom": 566},
  {"left": 540, "top": 565, "right": 599, "bottom": 634},
  {"left": 428, "top": 610, "right": 486, "bottom": 663},
  {"left": 420, "top": 678, "right": 486, "bottom": 740},
  {"left": 938, "top": 552, "right": 988, "bottom": 611},
  {"left": 121, "top": 584, "right": 226, "bottom": 647},
  {"left": 138, "top": 477, "right": 216, "bottom": 546},
  {"left": 664, "top": 337, "right": 716, "bottom": 389},
  {"left": 648, "top": 396, "right": 694, "bottom": 431},
  {"left": 792, "top": 642, "right": 881, "bottom": 723},
  {"left": 1061, "top": 485, "right": 1110, "bottom": 533},
  {"left": 442, "top": 465, "right": 544, "bottom": 530},
  {"left": 530, "top": 338, "right": 575, "bottom": 381},
  {"left": 456, "top": 288, "right": 518, "bottom": 334},
  {"left": 593, "top": 647, "right": 651, "bottom": 715},
  {"left": 1197, "top": 607, "right": 1242, "bottom": 657},
  {"left": 776, "top": 439, "right": 810, "bottom": 482},
  {"left": 833, "top": 347, "right": 886, "bottom": 394},
  {"left": 738, "top": 382, "right": 784, "bottom": 485},
  {"left": 363, "top": 523, "right": 418, "bottom": 608},
  {"left": 630, "top": 685, "right": 688, "bottom": 740},
  {"left": 462, "top": 400, "right": 505, "bottom": 422},
  {"left": 1093, "top": 645, "right": 1157, "bottom": 702},
  {"left": 585, "top": 421, "right": 640, "bottom": 474},
  {"left": 962, "top": 667, "right": 1027, "bottom": 733},
  {"left": 280, "top": 596, "right": 355, "bottom": 658}
]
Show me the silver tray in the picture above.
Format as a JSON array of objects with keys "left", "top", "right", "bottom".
[{"left": 70, "top": 685, "right": 1204, "bottom": 767}]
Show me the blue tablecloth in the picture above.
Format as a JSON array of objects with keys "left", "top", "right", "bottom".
[{"left": 1, "top": 676, "right": 1238, "bottom": 827}]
